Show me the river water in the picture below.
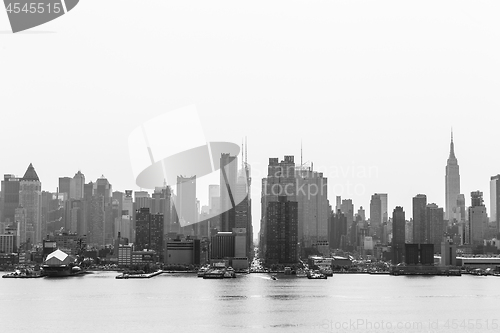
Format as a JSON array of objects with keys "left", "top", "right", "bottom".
[{"left": 1, "top": 271, "right": 499, "bottom": 333}]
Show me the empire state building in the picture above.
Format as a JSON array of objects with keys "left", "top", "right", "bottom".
[{"left": 445, "top": 131, "right": 460, "bottom": 221}]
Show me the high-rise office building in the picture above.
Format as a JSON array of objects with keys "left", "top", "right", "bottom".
[
  {"left": 490, "top": 175, "right": 500, "bottom": 232},
  {"left": 426, "top": 203, "right": 444, "bottom": 251},
  {"left": 467, "top": 191, "right": 488, "bottom": 246},
  {"left": 370, "top": 194, "right": 382, "bottom": 237},
  {"left": 211, "top": 232, "right": 235, "bottom": 259},
  {"left": 329, "top": 209, "right": 347, "bottom": 250},
  {"left": 175, "top": 176, "right": 197, "bottom": 236},
  {"left": 265, "top": 196, "right": 298, "bottom": 264},
  {"left": 220, "top": 153, "right": 238, "bottom": 232},
  {"left": 412, "top": 194, "right": 427, "bottom": 244},
  {"left": 392, "top": 206, "right": 405, "bottom": 264},
  {"left": 209, "top": 185, "right": 220, "bottom": 212},
  {"left": 93, "top": 175, "right": 112, "bottom": 204},
  {"left": 87, "top": 195, "right": 105, "bottom": 246},
  {"left": 357, "top": 207, "right": 366, "bottom": 222},
  {"left": 70, "top": 171, "right": 85, "bottom": 200},
  {"left": 296, "top": 166, "right": 328, "bottom": 250},
  {"left": 341, "top": 199, "right": 355, "bottom": 247},
  {"left": 260, "top": 156, "right": 296, "bottom": 259},
  {"left": 58, "top": 177, "right": 71, "bottom": 200},
  {"left": 380, "top": 194, "right": 388, "bottom": 224},
  {"left": 19, "top": 164, "right": 42, "bottom": 244},
  {"left": 1, "top": 174, "right": 21, "bottom": 224},
  {"left": 135, "top": 207, "right": 164, "bottom": 259},
  {"left": 445, "top": 131, "right": 460, "bottom": 221}
]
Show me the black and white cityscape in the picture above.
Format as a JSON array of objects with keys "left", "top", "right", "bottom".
[{"left": 2, "top": 1, "right": 500, "bottom": 333}]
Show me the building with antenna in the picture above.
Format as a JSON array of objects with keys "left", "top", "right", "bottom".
[{"left": 445, "top": 130, "right": 461, "bottom": 221}]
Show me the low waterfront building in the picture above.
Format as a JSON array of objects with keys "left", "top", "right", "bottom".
[
  {"left": 117, "top": 244, "right": 133, "bottom": 267},
  {"left": 131, "top": 250, "right": 157, "bottom": 266},
  {"left": 405, "top": 244, "right": 434, "bottom": 265},
  {"left": 0, "top": 234, "right": 17, "bottom": 253},
  {"left": 440, "top": 240, "right": 457, "bottom": 266},
  {"left": 164, "top": 238, "right": 201, "bottom": 266}
]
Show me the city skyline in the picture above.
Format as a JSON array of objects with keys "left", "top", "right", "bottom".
[
  {"left": 2, "top": 2, "right": 500, "bottom": 238},
  {"left": 1, "top": 131, "right": 498, "bottom": 236},
  {"left": 2, "top": 2, "right": 500, "bottom": 332}
]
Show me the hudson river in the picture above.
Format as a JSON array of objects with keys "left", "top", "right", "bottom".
[{"left": 1, "top": 272, "right": 499, "bottom": 333}]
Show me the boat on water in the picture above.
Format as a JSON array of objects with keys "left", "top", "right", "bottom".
[
  {"left": 197, "top": 266, "right": 209, "bottom": 277},
  {"left": 319, "top": 267, "right": 333, "bottom": 277},
  {"left": 41, "top": 249, "right": 85, "bottom": 277},
  {"left": 203, "top": 269, "right": 225, "bottom": 279},
  {"left": 295, "top": 269, "right": 308, "bottom": 278},
  {"left": 223, "top": 267, "right": 236, "bottom": 278},
  {"left": 307, "top": 270, "right": 327, "bottom": 279}
]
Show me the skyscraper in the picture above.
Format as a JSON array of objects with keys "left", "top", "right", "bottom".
[
  {"left": 58, "top": 177, "right": 71, "bottom": 200},
  {"left": 70, "top": 171, "right": 85, "bottom": 200},
  {"left": 392, "top": 206, "right": 405, "bottom": 264},
  {"left": 1, "top": 174, "right": 20, "bottom": 224},
  {"left": 135, "top": 207, "right": 164, "bottom": 259},
  {"left": 445, "top": 131, "right": 460, "bottom": 221},
  {"left": 329, "top": 209, "right": 347, "bottom": 250},
  {"left": 370, "top": 194, "right": 382, "bottom": 237},
  {"left": 296, "top": 165, "right": 328, "bottom": 251},
  {"left": 260, "top": 156, "right": 297, "bottom": 260},
  {"left": 426, "top": 203, "right": 444, "bottom": 251},
  {"left": 93, "top": 175, "right": 112, "bottom": 204},
  {"left": 220, "top": 153, "right": 238, "bottom": 232},
  {"left": 380, "top": 194, "right": 388, "bottom": 224},
  {"left": 490, "top": 175, "right": 500, "bottom": 232},
  {"left": 412, "top": 194, "right": 427, "bottom": 244},
  {"left": 175, "top": 176, "right": 197, "bottom": 235},
  {"left": 265, "top": 196, "right": 298, "bottom": 264},
  {"left": 209, "top": 185, "right": 220, "bottom": 213},
  {"left": 467, "top": 191, "right": 488, "bottom": 246},
  {"left": 18, "top": 164, "right": 42, "bottom": 244}
]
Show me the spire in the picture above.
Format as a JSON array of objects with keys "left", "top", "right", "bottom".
[
  {"left": 300, "top": 140, "right": 303, "bottom": 168},
  {"left": 22, "top": 163, "right": 40, "bottom": 181},
  {"left": 449, "top": 128, "right": 456, "bottom": 160}
]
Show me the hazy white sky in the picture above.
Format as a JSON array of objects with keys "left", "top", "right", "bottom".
[{"left": 1, "top": 1, "right": 500, "bottom": 235}]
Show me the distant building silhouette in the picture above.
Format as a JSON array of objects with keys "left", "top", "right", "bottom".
[
  {"left": 412, "top": 194, "right": 427, "bottom": 244},
  {"left": 426, "top": 203, "right": 444, "bottom": 252},
  {"left": 19, "top": 163, "right": 42, "bottom": 244},
  {"left": 70, "top": 171, "right": 85, "bottom": 200},
  {"left": 1, "top": 174, "right": 21, "bottom": 224},
  {"left": 329, "top": 209, "right": 347, "bottom": 250},
  {"left": 392, "top": 206, "right": 405, "bottom": 264},
  {"left": 490, "top": 175, "right": 500, "bottom": 233},
  {"left": 405, "top": 243, "right": 434, "bottom": 265},
  {"left": 58, "top": 177, "right": 71, "bottom": 200},
  {"left": 467, "top": 191, "right": 488, "bottom": 245},
  {"left": 135, "top": 207, "right": 164, "bottom": 260},
  {"left": 175, "top": 176, "right": 197, "bottom": 236},
  {"left": 265, "top": 196, "right": 298, "bottom": 264},
  {"left": 370, "top": 194, "right": 381, "bottom": 236},
  {"left": 220, "top": 153, "right": 237, "bottom": 232},
  {"left": 260, "top": 156, "right": 297, "bottom": 261}
]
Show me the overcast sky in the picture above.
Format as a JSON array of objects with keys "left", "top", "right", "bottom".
[{"left": 1, "top": 1, "right": 500, "bottom": 235}]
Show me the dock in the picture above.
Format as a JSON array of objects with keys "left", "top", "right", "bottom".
[
  {"left": 115, "top": 270, "right": 163, "bottom": 279},
  {"left": 2, "top": 272, "right": 44, "bottom": 279}
]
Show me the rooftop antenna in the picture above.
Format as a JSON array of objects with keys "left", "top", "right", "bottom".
[
  {"left": 245, "top": 136, "right": 248, "bottom": 165},
  {"left": 301, "top": 139, "right": 303, "bottom": 170},
  {"left": 241, "top": 138, "right": 244, "bottom": 170}
]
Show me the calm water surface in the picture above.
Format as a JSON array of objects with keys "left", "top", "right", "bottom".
[{"left": 1, "top": 271, "right": 499, "bottom": 333}]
